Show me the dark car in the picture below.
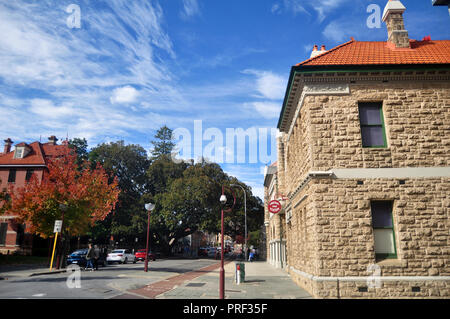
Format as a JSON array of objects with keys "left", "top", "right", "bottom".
[
  {"left": 198, "top": 247, "right": 208, "bottom": 257},
  {"left": 66, "top": 248, "right": 106, "bottom": 267},
  {"left": 134, "top": 249, "right": 155, "bottom": 261}
]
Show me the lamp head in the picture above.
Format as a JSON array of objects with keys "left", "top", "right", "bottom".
[
  {"left": 219, "top": 194, "right": 227, "bottom": 205},
  {"left": 145, "top": 203, "right": 155, "bottom": 211}
]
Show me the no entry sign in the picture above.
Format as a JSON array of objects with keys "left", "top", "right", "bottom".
[{"left": 268, "top": 200, "right": 282, "bottom": 214}]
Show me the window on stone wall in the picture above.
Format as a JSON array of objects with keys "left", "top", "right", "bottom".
[
  {"left": 358, "top": 102, "right": 387, "bottom": 148},
  {"left": 371, "top": 201, "right": 397, "bottom": 261}
]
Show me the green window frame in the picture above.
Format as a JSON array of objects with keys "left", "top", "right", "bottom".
[
  {"left": 358, "top": 102, "right": 388, "bottom": 148},
  {"left": 371, "top": 201, "right": 397, "bottom": 261}
]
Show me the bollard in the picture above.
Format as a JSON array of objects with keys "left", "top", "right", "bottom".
[
  {"left": 237, "top": 264, "right": 241, "bottom": 285},
  {"left": 235, "top": 262, "right": 245, "bottom": 284}
]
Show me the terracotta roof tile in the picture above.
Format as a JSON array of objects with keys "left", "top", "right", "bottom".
[
  {"left": 298, "top": 39, "right": 450, "bottom": 67},
  {"left": 0, "top": 141, "right": 69, "bottom": 166}
]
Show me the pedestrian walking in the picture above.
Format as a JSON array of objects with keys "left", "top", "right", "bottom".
[
  {"left": 93, "top": 244, "right": 100, "bottom": 270},
  {"left": 85, "top": 243, "right": 95, "bottom": 271},
  {"left": 249, "top": 251, "right": 255, "bottom": 262}
]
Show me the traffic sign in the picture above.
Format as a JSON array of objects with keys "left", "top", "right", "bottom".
[
  {"left": 268, "top": 200, "right": 282, "bottom": 214},
  {"left": 53, "top": 220, "right": 63, "bottom": 233}
]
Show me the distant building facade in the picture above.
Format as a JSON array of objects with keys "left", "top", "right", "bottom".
[
  {"left": 274, "top": 0, "right": 450, "bottom": 298},
  {"left": 264, "top": 162, "right": 287, "bottom": 268},
  {"left": 0, "top": 136, "right": 68, "bottom": 255}
]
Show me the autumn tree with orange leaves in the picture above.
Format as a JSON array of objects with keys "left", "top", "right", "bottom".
[{"left": 1, "top": 148, "right": 120, "bottom": 240}]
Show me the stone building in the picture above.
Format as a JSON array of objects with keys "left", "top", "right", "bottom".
[
  {"left": 273, "top": 0, "right": 450, "bottom": 298},
  {"left": 0, "top": 136, "right": 69, "bottom": 255},
  {"left": 264, "top": 161, "right": 288, "bottom": 268}
]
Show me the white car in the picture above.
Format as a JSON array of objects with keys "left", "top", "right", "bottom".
[{"left": 107, "top": 249, "right": 136, "bottom": 264}]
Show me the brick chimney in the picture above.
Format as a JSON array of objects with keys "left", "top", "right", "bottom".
[
  {"left": 310, "top": 44, "right": 327, "bottom": 58},
  {"left": 3, "top": 138, "right": 13, "bottom": 154},
  {"left": 382, "top": 0, "right": 410, "bottom": 48},
  {"left": 48, "top": 135, "right": 58, "bottom": 145}
]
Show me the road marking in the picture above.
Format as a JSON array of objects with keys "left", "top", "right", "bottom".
[{"left": 32, "top": 293, "right": 46, "bottom": 297}]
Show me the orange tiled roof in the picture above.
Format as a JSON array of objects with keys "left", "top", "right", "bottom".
[
  {"left": 297, "top": 39, "right": 450, "bottom": 67},
  {"left": 0, "top": 142, "right": 68, "bottom": 166}
]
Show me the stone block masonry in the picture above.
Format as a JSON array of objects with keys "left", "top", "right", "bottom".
[{"left": 277, "top": 79, "right": 450, "bottom": 298}]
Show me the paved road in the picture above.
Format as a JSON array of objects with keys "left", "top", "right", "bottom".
[{"left": 0, "top": 258, "right": 218, "bottom": 299}]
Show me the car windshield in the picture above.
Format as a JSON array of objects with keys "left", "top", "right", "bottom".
[
  {"left": 112, "top": 250, "right": 124, "bottom": 253},
  {"left": 71, "top": 250, "right": 87, "bottom": 255}
]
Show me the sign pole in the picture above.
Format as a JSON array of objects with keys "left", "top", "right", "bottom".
[
  {"left": 50, "top": 220, "right": 63, "bottom": 271},
  {"left": 49, "top": 232, "right": 58, "bottom": 271}
]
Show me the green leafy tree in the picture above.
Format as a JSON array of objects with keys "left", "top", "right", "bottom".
[
  {"left": 88, "top": 141, "right": 150, "bottom": 243},
  {"left": 151, "top": 125, "right": 175, "bottom": 159},
  {"left": 68, "top": 138, "right": 88, "bottom": 166}
]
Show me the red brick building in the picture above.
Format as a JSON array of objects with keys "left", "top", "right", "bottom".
[{"left": 0, "top": 136, "right": 68, "bottom": 255}]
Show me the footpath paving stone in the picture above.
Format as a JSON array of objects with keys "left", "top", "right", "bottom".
[{"left": 128, "top": 261, "right": 231, "bottom": 299}]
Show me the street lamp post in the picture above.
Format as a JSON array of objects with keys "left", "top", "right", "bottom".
[
  {"left": 56, "top": 203, "right": 67, "bottom": 269},
  {"left": 144, "top": 203, "right": 155, "bottom": 272},
  {"left": 219, "top": 185, "right": 236, "bottom": 299},
  {"left": 230, "top": 184, "right": 247, "bottom": 261}
]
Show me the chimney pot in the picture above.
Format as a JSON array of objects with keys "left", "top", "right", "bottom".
[
  {"left": 3, "top": 138, "right": 13, "bottom": 154},
  {"left": 48, "top": 136, "right": 58, "bottom": 145},
  {"left": 321, "top": 45, "right": 326, "bottom": 51},
  {"left": 313, "top": 45, "right": 318, "bottom": 51}
]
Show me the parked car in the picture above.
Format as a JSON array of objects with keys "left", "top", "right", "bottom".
[
  {"left": 66, "top": 248, "right": 107, "bottom": 267},
  {"left": 198, "top": 247, "right": 208, "bottom": 257},
  {"left": 207, "top": 247, "right": 217, "bottom": 258},
  {"left": 106, "top": 249, "right": 136, "bottom": 264},
  {"left": 134, "top": 249, "right": 155, "bottom": 261}
]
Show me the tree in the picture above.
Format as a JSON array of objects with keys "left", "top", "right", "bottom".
[
  {"left": 147, "top": 156, "right": 264, "bottom": 255},
  {"left": 68, "top": 137, "right": 88, "bottom": 166},
  {"left": 88, "top": 141, "right": 150, "bottom": 243},
  {"left": 151, "top": 125, "right": 175, "bottom": 159},
  {"left": 1, "top": 149, "right": 120, "bottom": 239}
]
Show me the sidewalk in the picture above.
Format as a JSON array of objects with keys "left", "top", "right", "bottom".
[
  {"left": 150, "top": 261, "right": 312, "bottom": 299},
  {"left": 0, "top": 264, "right": 66, "bottom": 278}
]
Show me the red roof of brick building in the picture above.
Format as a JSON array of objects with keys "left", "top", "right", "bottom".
[{"left": 0, "top": 141, "right": 68, "bottom": 166}]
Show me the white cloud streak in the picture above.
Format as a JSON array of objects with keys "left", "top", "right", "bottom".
[
  {"left": 0, "top": 1, "right": 183, "bottom": 146},
  {"left": 181, "top": 0, "right": 201, "bottom": 19}
]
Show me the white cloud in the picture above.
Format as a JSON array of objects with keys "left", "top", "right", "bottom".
[
  {"left": 29, "top": 99, "right": 76, "bottom": 119},
  {"left": 248, "top": 102, "right": 281, "bottom": 119},
  {"left": 271, "top": 0, "right": 352, "bottom": 22},
  {"left": 240, "top": 70, "right": 286, "bottom": 119},
  {"left": 181, "top": 0, "right": 201, "bottom": 19},
  {"left": 272, "top": 0, "right": 309, "bottom": 16},
  {"left": 0, "top": 1, "right": 182, "bottom": 147},
  {"left": 322, "top": 20, "right": 348, "bottom": 43},
  {"left": 242, "top": 70, "right": 286, "bottom": 100},
  {"left": 110, "top": 86, "right": 139, "bottom": 104}
]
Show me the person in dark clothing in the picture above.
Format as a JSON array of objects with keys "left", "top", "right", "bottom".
[
  {"left": 93, "top": 245, "right": 100, "bottom": 270},
  {"left": 85, "top": 243, "right": 95, "bottom": 271}
]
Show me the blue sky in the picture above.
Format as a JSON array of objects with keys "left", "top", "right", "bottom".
[{"left": 0, "top": 0, "right": 449, "bottom": 199}]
